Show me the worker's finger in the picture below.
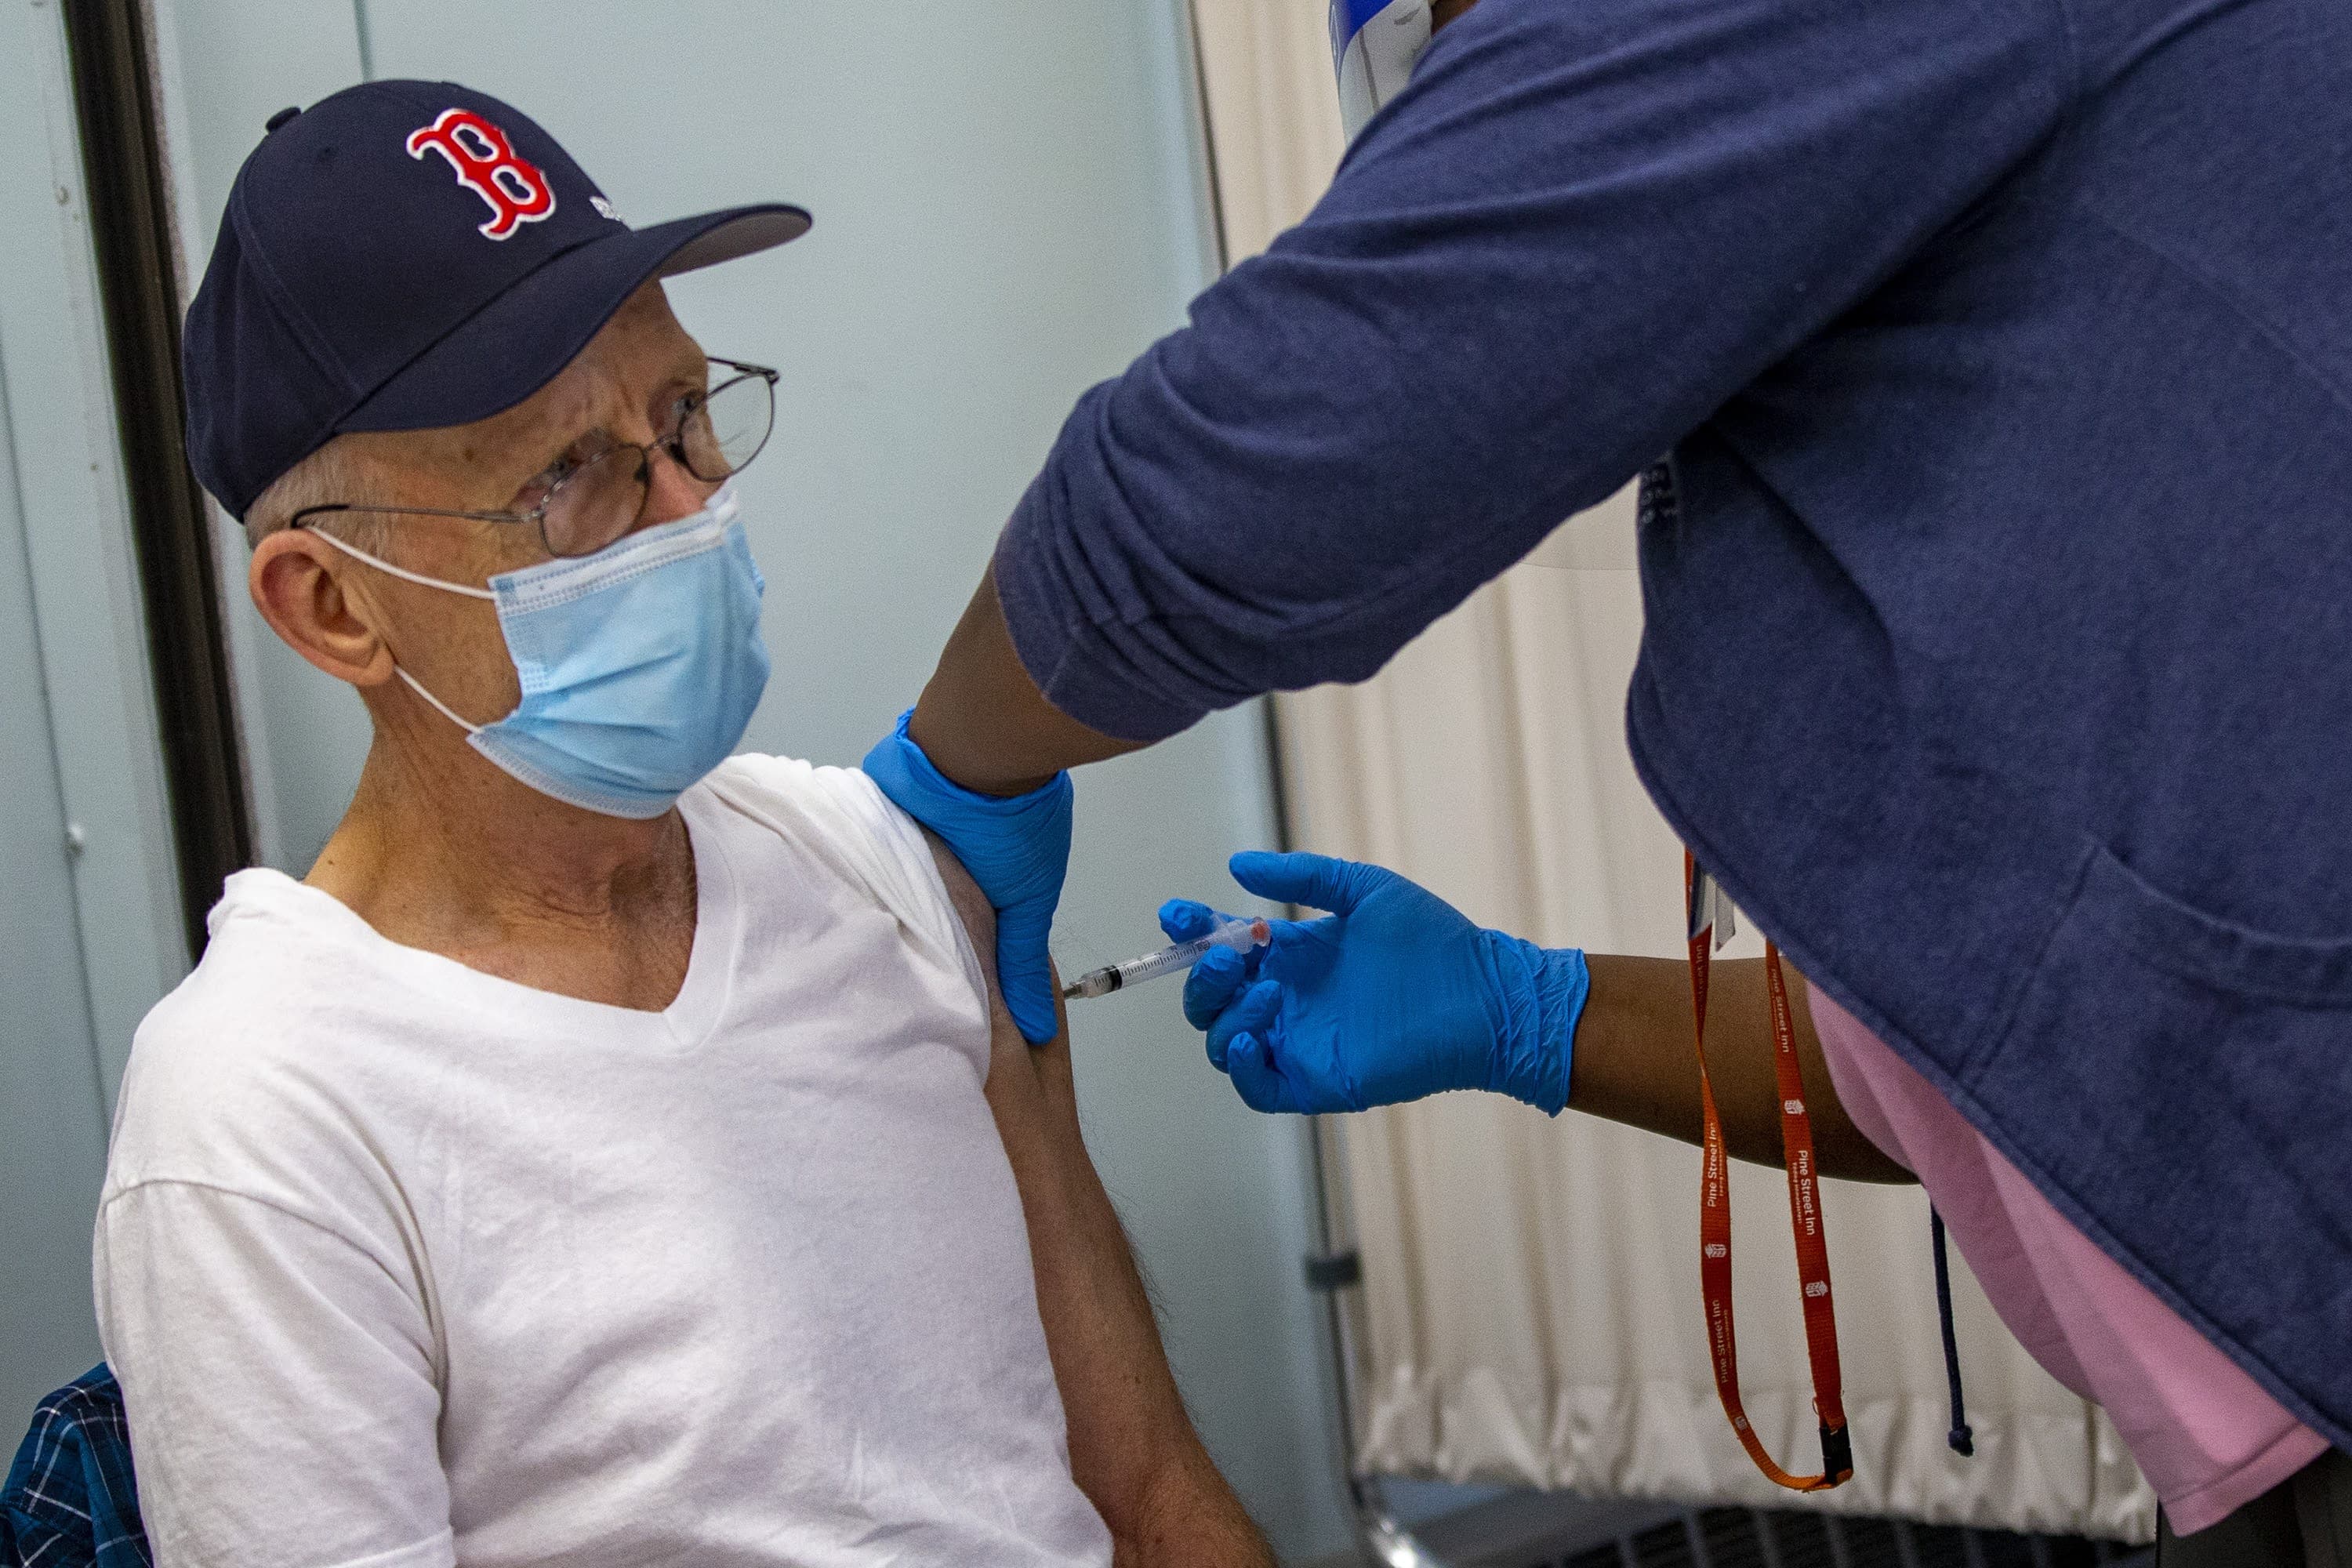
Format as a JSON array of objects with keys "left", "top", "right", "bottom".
[
  {"left": 1225, "top": 1032, "right": 1296, "bottom": 1114},
  {"left": 1182, "top": 943, "right": 1248, "bottom": 1030},
  {"left": 1205, "top": 978, "right": 1282, "bottom": 1073},
  {"left": 1229, "top": 850, "right": 1383, "bottom": 916},
  {"left": 1158, "top": 898, "right": 1228, "bottom": 943},
  {"left": 996, "top": 904, "right": 1061, "bottom": 1045}
]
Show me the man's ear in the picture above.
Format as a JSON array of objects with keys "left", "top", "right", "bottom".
[{"left": 249, "top": 528, "right": 398, "bottom": 688}]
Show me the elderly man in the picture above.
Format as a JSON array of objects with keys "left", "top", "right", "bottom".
[{"left": 93, "top": 82, "right": 1266, "bottom": 1568}]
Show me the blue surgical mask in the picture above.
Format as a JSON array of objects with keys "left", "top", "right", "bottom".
[{"left": 315, "top": 481, "right": 769, "bottom": 818}]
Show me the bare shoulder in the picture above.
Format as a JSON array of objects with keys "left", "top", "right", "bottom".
[
  {"left": 922, "top": 830, "right": 996, "bottom": 948},
  {"left": 920, "top": 829, "right": 1010, "bottom": 1029}
]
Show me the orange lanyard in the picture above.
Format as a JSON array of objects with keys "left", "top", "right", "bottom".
[{"left": 1686, "top": 851, "right": 1853, "bottom": 1492}]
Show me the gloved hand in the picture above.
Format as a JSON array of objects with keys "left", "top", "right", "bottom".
[
  {"left": 862, "top": 708, "right": 1072, "bottom": 1044},
  {"left": 1160, "top": 851, "right": 1588, "bottom": 1115}
]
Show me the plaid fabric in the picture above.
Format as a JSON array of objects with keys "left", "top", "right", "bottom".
[{"left": 2, "top": 1365, "right": 149, "bottom": 1568}]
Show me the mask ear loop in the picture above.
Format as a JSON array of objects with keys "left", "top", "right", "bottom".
[
  {"left": 391, "top": 666, "right": 488, "bottom": 736},
  {"left": 306, "top": 525, "right": 499, "bottom": 600},
  {"left": 307, "top": 524, "right": 499, "bottom": 735}
]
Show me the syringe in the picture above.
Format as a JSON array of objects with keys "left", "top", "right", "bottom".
[{"left": 1062, "top": 916, "right": 1272, "bottom": 1000}]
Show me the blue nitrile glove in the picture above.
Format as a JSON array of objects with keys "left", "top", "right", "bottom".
[
  {"left": 862, "top": 709, "right": 1072, "bottom": 1044},
  {"left": 1160, "top": 851, "right": 1588, "bottom": 1115}
]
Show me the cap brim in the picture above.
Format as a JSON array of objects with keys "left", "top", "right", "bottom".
[{"left": 337, "top": 202, "right": 809, "bottom": 434}]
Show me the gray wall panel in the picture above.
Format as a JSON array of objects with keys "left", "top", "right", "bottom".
[
  {"left": 0, "top": 0, "right": 191, "bottom": 1421},
  {"left": 0, "top": 277, "right": 109, "bottom": 1427}
]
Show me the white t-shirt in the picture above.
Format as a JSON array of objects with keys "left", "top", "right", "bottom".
[{"left": 94, "top": 756, "right": 1114, "bottom": 1568}]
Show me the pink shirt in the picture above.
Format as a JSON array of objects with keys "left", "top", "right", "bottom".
[{"left": 1806, "top": 983, "right": 2327, "bottom": 1534}]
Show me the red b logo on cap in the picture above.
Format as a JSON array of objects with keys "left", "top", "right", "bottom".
[{"left": 406, "top": 108, "right": 555, "bottom": 241}]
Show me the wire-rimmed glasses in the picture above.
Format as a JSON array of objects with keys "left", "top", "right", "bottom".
[{"left": 291, "top": 357, "right": 778, "bottom": 558}]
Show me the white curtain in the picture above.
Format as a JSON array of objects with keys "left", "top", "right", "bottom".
[{"left": 1185, "top": 2, "right": 2155, "bottom": 1540}]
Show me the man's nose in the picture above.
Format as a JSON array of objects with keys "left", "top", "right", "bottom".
[{"left": 639, "top": 444, "right": 719, "bottom": 528}]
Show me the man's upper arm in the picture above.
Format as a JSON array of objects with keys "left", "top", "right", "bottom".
[
  {"left": 922, "top": 832, "right": 1088, "bottom": 1131},
  {"left": 924, "top": 829, "right": 1008, "bottom": 1025},
  {"left": 919, "top": 833, "right": 1274, "bottom": 1566},
  {"left": 96, "top": 1181, "right": 453, "bottom": 1567}
]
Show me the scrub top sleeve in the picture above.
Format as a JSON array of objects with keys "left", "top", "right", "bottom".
[{"left": 993, "top": 0, "right": 2078, "bottom": 743}]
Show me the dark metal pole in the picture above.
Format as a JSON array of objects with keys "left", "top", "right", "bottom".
[{"left": 60, "top": 0, "right": 254, "bottom": 958}]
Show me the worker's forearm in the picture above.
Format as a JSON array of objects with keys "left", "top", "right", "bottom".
[
  {"left": 909, "top": 568, "right": 1142, "bottom": 796},
  {"left": 1569, "top": 954, "right": 1915, "bottom": 1185}
]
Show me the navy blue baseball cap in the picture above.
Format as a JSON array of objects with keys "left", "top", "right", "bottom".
[{"left": 184, "top": 80, "right": 810, "bottom": 520}]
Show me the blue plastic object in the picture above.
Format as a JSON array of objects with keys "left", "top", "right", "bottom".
[
  {"left": 862, "top": 710, "right": 1073, "bottom": 1044},
  {"left": 1327, "top": 0, "right": 1432, "bottom": 139}
]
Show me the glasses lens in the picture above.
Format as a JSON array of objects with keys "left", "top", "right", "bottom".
[
  {"left": 540, "top": 446, "right": 645, "bottom": 557},
  {"left": 677, "top": 371, "right": 775, "bottom": 481}
]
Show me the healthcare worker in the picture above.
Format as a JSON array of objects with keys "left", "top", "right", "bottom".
[{"left": 860, "top": 0, "right": 2352, "bottom": 1559}]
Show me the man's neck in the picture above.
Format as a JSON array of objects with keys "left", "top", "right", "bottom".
[{"left": 307, "top": 735, "right": 700, "bottom": 1011}]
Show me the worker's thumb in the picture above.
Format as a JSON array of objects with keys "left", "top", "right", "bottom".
[
  {"left": 1224, "top": 1031, "right": 1300, "bottom": 1115},
  {"left": 1229, "top": 850, "right": 1387, "bottom": 916},
  {"left": 1206, "top": 978, "right": 1283, "bottom": 1073}
]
